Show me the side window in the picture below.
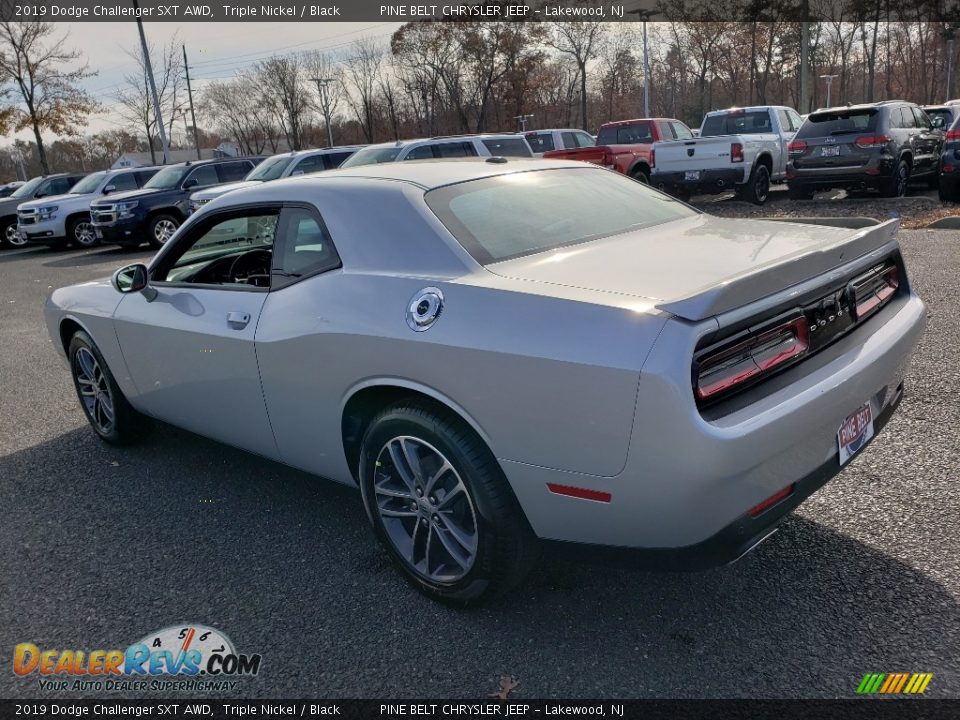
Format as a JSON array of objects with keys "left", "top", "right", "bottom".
[
  {"left": 777, "top": 109, "right": 792, "bottom": 132},
  {"left": 436, "top": 142, "right": 477, "bottom": 158},
  {"left": 526, "top": 133, "right": 555, "bottom": 152},
  {"left": 912, "top": 107, "right": 931, "bottom": 129},
  {"left": 290, "top": 155, "right": 325, "bottom": 175},
  {"left": 186, "top": 165, "right": 220, "bottom": 188},
  {"left": 158, "top": 210, "right": 279, "bottom": 287},
  {"left": 272, "top": 206, "right": 341, "bottom": 289},
  {"left": 575, "top": 132, "right": 595, "bottom": 147},
  {"left": 672, "top": 123, "right": 694, "bottom": 140},
  {"left": 110, "top": 173, "right": 138, "bottom": 192},
  {"left": 787, "top": 109, "right": 803, "bottom": 131},
  {"left": 656, "top": 121, "right": 676, "bottom": 139},
  {"left": 217, "top": 161, "right": 251, "bottom": 183},
  {"left": 404, "top": 145, "right": 435, "bottom": 160},
  {"left": 322, "top": 152, "right": 353, "bottom": 169},
  {"left": 53, "top": 177, "right": 75, "bottom": 194},
  {"left": 134, "top": 170, "right": 158, "bottom": 187},
  {"left": 561, "top": 131, "right": 579, "bottom": 149}
]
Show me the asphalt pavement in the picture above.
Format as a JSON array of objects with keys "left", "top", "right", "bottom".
[{"left": 0, "top": 233, "right": 958, "bottom": 699}]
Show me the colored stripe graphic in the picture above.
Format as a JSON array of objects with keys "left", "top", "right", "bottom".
[{"left": 856, "top": 673, "right": 932, "bottom": 694}]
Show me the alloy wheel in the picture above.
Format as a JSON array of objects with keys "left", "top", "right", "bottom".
[
  {"left": 74, "top": 347, "right": 115, "bottom": 434},
  {"left": 373, "top": 436, "right": 479, "bottom": 583},
  {"left": 154, "top": 219, "right": 178, "bottom": 244},
  {"left": 74, "top": 221, "right": 97, "bottom": 247},
  {"left": 6, "top": 224, "right": 27, "bottom": 246}
]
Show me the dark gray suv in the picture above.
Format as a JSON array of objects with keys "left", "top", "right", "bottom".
[{"left": 786, "top": 101, "right": 944, "bottom": 199}]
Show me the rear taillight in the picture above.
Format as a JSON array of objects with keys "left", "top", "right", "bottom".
[
  {"left": 855, "top": 135, "right": 891, "bottom": 148},
  {"left": 748, "top": 484, "right": 796, "bottom": 518},
  {"left": 788, "top": 139, "right": 807, "bottom": 155},
  {"left": 695, "top": 315, "right": 809, "bottom": 403},
  {"left": 849, "top": 264, "right": 899, "bottom": 320},
  {"left": 650, "top": 147, "right": 655, "bottom": 169},
  {"left": 601, "top": 149, "right": 614, "bottom": 168},
  {"left": 731, "top": 142, "right": 744, "bottom": 163},
  {"left": 946, "top": 129, "right": 960, "bottom": 141}
]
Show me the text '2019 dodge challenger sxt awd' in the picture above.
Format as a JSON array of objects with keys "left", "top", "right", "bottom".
[{"left": 45, "top": 159, "right": 926, "bottom": 602}]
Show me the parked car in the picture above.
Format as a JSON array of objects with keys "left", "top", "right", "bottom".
[
  {"left": 922, "top": 105, "right": 956, "bottom": 130},
  {"left": 0, "top": 173, "right": 88, "bottom": 248},
  {"left": 542, "top": 117, "right": 692, "bottom": 183},
  {"left": 524, "top": 128, "right": 596, "bottom": 157},
  {"left": 90, "top": 157, "right": 264, "bottom": 249},
  {"left": 0, "top": 181, "right": 24, "bottom": 198},
  {"left": 16, "top": 167, "right": 160, "bottom": 248},
  {"left": 190, "top": 146, "right": 363, "bottom": 213},
  {"left": 651, "top": 105, "right": 803, "bottom": 204},
  {"left": 46, "top": 158, "right": 924, "bottom": 602},
  {"left": 341, "top": 135, "right": 532, "bottom": 167},
  {"left": 937, "top": 114, "right": 960, "bottom": 202},
  {"left": 786, "top": 101, "right": 944, "bottom": 199}
]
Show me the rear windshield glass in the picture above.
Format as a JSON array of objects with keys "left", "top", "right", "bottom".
[
  {"left": 925, "top": 108, "right": 952, "bottom": 128},
  {"left": 481, "top": 138, "right": 532, "bottom": 157},
  {"left": 425, "top": 168, "right": 696, "bottom": 265},
  {"left": 597, "top": 122, "right": 652, "bottom": 144},
  {"left": 526, "top": 133, "right": 555, "bottom": 152},
  {"left": 797, "top": 109, "right": 878, "bottom": 137},
  {"left": 340, "top": 145, "right": 403, "bottom": 167},
  {"left": 701, "top": 111, "right": 773, "bottom": 137}
]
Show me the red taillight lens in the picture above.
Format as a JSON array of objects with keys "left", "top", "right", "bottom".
[
  {"left": 946, "top": 129, "right": 960, "bottom": 141},
  {"left": 748, "top": 484, "right": 796, "bottom": 518},
  {"left": 855, "top": 135, "right": 891, "bottom": 148},
  {"left": 731, "top": 142, "right": 744, "bottom": 163},
  {"left": 850, "top": 264, "right": 899, "bottom": 320},
  {"left": 944, "top": 165, "right": 956, "bottom": 173},
  {"left": 695, "top": 316, "right": 809, "bottom": 403},
  {"left": 788, "top": 139, "right": 807, "bottom": 155}
]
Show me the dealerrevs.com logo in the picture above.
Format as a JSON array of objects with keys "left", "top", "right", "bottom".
[{"left": 13, "top": 624, "right": 262, "bottom": 692}]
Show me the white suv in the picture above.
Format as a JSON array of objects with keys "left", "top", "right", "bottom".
[
  {"left": 190, "top": 146, "right": 363, "bottom": 213},
  {"left": 340, "top": 134, "right": 533, "bottom": 167},
  {"left": 17, "top": 167, "right": 159, "bottom": 248}
]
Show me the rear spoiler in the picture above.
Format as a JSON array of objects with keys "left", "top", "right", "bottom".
[{"left": 655, "top": 219, "right": 901, "bottom": 322}]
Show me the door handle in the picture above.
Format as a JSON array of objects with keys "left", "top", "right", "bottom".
[{"left": 226, "top": 311, "right": 251, "bottom": 329}]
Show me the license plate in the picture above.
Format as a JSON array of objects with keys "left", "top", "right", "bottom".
[
  {"left": 95, "top": 228, "right": 103, "bottom": 239},
  {"left": 684, "top": 170, "right": 701, "bottom": 181},
  {"left": 837, "top": 403, "right": 874, "bottom": 465},
  {"left": 821, "top": 146, "right": 841, "bottom": 157}
]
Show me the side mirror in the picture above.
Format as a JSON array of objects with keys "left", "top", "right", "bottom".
[
  {"left": 931, "top": 117, "right": 945, "bottom": 129},
  {"left": 103, "top": 184, "right": 116, "bottom": 194},
  {"left": 111, "top": 263, "right": 156, "bottom": 300},
  {"left": 290, "top": 170, "right": 304, "bottom": 176},
  {"left": 182, "top": 178, "right": 199, "bottom": 189}
]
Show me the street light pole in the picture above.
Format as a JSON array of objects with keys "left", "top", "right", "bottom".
[
  {"left": 183, "top": 44, "right": 202, "bottom": 160},
  {"left": 513, "top": 114, "right": 534, "bottom": 132},
  {"left": 133, "top": 0, "right": 170, "bottom": 164},
  {"left": 310, "top": 77, "right": 335, "bottom": 148},
  {"left": 820, "top": 74, "right": 839, "bottom": 107},
  {"left": 627, "top": 9, "right": 657, "bottom": 117}
]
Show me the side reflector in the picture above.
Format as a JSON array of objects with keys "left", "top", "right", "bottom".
[
  {"left": 748, "top": 484, "right": 795, "bottom": 518},
  {"left": 547, "top": 483, "right": 612, "bottom": 503}
]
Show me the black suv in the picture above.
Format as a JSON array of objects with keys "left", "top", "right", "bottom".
[
  {"left": 786, "top": 101, "right": 944, "bottom": 199},
  {"left": 937, "top": 114, "right": 960, "bottom": 201},
  {"left": 90, "top": 157, "right": 263, "bottom": 248}
]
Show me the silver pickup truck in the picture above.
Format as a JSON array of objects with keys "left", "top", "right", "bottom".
[{"left": 651, "top": 105, "right": 804, "bottom": 204}]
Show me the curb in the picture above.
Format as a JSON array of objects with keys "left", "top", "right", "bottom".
[
  {"left": 923, "top": 216, "right": 960, "bottom": 229},
  {"left": 763, "top": 217, "right": 881, "bottom": 229}
]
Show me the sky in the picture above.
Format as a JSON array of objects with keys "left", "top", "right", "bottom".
[{"left": 5, "top": 21, "right": 403, "bottom": 143}]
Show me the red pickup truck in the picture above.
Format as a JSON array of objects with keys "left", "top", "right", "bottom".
[{"left": 542, "top": 117, "right": 694, "bottom": 183}]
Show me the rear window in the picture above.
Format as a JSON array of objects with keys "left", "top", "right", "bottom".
[
  {"left": 526, "top": 132, "right": 555, "bottom": 152},
  {"left": 424, "top": 168, "right": 696, "bottom": 265},
  {"left": 797, "top": 109, "right": 878, "bottom": 137},
  {"left": 701, "top": 111, "right": 773, "bottom": 137},
  {"left": 340, "top": 145, "right": 403, "bottom": 167},
  {"left": 481, "top": 138, "right": 532, "bottom": 157},
  {"left": 597, "top": 122, "right": 653, "bottom": 144},
  {"left": 926, "top": 108, "right": 952, "bottom": 129}
]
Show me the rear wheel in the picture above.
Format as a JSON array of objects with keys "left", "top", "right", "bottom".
[
  {"left": 630, "top": 167, "right": 650, "bottom": 184},
  {"left": 881, "top": 159, "right": 910, "bottom": 198},
  {"left": 68, "top": 216, "right": 99, "bottom": 248},
  {"left": 737, "top": 163, "right": 771, "bottom": 204},
  {"left": 68, "top": 331, "right": 152, "bottom": 445},
  {"left": 1, "top": 217, "right": 26, "bottom": 248},
  {"left": 147, "top": 213, "right": 180, "bottom": 248},
  {"left": 359, "top": 401, "right": 538, "bottom": 604}
]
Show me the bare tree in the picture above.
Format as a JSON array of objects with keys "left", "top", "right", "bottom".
[
  {"left": 302, "top": 50, "right": 345, "bottom": 146},
  {"left": 342, "top": 38, "right": 384, "bottom": 142},
  {"left": 199, "top": 74, "right": 274, "bottom": 155},
  {"left": 0, "top": 22, "right": 97, "bottom": 173},
  {"left": 546, "top": 16, "right": 606, "bottom": 129},
  {"left": 255, "top": 54, "right": 311, "bottom": 150}
]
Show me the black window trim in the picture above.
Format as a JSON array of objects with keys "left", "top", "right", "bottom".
[{"left": 270, "top": 201, "right": 343, "bottom": 291}]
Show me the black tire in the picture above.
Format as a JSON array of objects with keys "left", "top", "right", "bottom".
[
  {"left": 1, "top": 217, "right": 23, "bottom": 248},
  {"left": 67, "top": 215, "right": 99, "bottom": 248},
  {"left": 737, "top": 163, "right": 771, "bottom": 204},
  {"left": 938, "top": 178, "right": 956, "bottom": 202},
  {"left": 359, "top": 401, "right": 539, "bottom": 604},
  {"left": 146, "top": 213, "right": 180, "bottom": 249},
  {"left": 630, "top": 167, "right": 650, "bottom": 184},
  {"left": 68, "top": 331, "right": 152, "bottom": 445},
  {"left": 787, "top": 184, "right": 815, "bottom": 200},
  {"left": 881, "top": 159, "right": 910, "bottom": 198}
]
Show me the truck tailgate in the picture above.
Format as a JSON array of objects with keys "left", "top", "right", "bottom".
[
  {"left": 654, "top": 137, "right": 737, "bottom": 172},
  {"left": 542, "top": 146, "right": 608, "bottom": 165}
]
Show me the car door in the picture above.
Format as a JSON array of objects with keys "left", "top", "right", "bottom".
[{"left": 112, "top": 205, "right": 282, "bottom": 459}]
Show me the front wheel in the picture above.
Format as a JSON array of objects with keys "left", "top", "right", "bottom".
[
  {"left": 738, "top": 164, "right": 771, "bottom": 205},
  {"left": 68, "top": 216, "right": 99, "bottom": 248},
  {"left": 68, "top": 331, "right": 152, "bottom": 444},
  {"left": 147, "top": 214, "right": 180, "bottom": 248},
  {"left": 630, "top": 167, "right": 650, "bottom": 184},
  {"left": 1, "top": 217, "right": 26, "bottom": 248},
  {"left": 359, "top": 402, "right": 538, "bottom": 603}
]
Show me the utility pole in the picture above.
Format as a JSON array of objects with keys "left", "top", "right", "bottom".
[
  {"left": 800, "top": 10, "right": 810, "bottom": 114},
  {"left": 183, "top": 44, "right": 201, "bottom": 160},
  {"left": 133, "top": 0, "right": 170, "bottom": 164},
  {"left": 627, "top": 9, "right": 657, "bottom": 117},
  {"left": 513, "top": 114, "right": 535, "bottom": 132},
  {"left": 945, "top": 25, "right": 958, "bottom": 102},
  {"left": 820, "top": 74, "right": 838, "bottom": 107},
  {"left": 310, "top": 77, "right": 335, "bottom": 148}
]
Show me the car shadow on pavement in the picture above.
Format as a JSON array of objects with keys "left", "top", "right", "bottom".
[
  {"left": 1, "top": 423, "right": 957, "bottom": 699},
  {"left": 41, "top": 247, "right": 151, "bottom": 269}
]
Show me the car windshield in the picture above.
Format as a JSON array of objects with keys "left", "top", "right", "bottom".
[
  {"left": 597, "top": 123, "right": 652, "bottom": 144},
  {"left": 246, "top": 156, "right": 294, "bottom": 181},
  {"left": 926, "top": 108, "right": 951, "bottom": 128},
  {"left": 144, "top": 166, "right": 190, "bottom": 189},
  {"left": 701, "top": 111, "right": 773, "bottom": 136},
  {"left": 68, "top": 173, "right": 106, "bottom": 194},
  {"left": 10, "top": 177, "right": 44, "bottom": 199},
  {"left": 797, "top": 109, "right": 878, "bottom": 137},
  {"left": 340, "top": 145, "right": 404, "bottom": 167},
  {"left": 425, "top": 167, "right": 697, "bottom": 264}
]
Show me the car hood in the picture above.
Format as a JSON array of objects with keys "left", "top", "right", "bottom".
[
  {"left": 487, "top": 215, "right": 900, "bottom": 321},
  {"left": 17, "top": 192, "right": 90, "bottom": 210},
  {"left": 192, "top": 180, "right": 260, "bottom": 200},
  {"left": 90, "top": 187, "right": 168, "bottom": 206}
]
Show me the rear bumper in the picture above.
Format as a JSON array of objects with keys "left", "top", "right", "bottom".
[
  {"left": 651, "top": 167, "right": 745, "bottom": 194},
  {"left": 787, "top": 157, "right": 893, "bottom": 189}
]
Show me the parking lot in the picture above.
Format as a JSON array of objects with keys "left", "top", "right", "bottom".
[{"left": 0, "top": 229, "right": 958, "bottom": 699}]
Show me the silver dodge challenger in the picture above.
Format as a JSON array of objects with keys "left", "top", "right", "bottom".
[{"left": 45, "top": 159, "right": 926, "bottom": 602}]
